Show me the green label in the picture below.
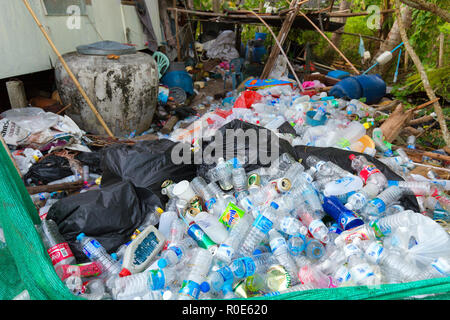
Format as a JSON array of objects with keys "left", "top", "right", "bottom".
[{"left": 219, "top": 202, "right": 245, "bottom": 228}]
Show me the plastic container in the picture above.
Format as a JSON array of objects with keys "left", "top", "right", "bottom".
[
  {"left": 306, "top": 110, "right": 327, "bottom": 126},
  {"left": 119, "top": 225, "right": 165, "bottom": 277},
  {"left": 161, "top": 70, "right": 194, "bottom": 95},
  {"left": 172, "top": 180, "right": 196, "bottom": 202}
]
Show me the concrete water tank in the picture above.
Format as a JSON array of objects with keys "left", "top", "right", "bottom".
[{"left": 55, "top": 41, "right": 159, "bottom": 137}]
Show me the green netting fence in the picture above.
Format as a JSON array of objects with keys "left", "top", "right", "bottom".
[{"left": 0, "top": 141, "right": 449, "bottom": 300}]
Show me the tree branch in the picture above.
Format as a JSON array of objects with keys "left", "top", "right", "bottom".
[
  {"left": 394, "top": 0, "right": 450, "bottom": 147},
  {"left": 399, "top": 0, "right": 450, "bottom": 22}
]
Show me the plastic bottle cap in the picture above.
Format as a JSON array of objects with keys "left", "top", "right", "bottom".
[
  {"left": 156, "top": 207, "right": 164, "bottom": 215},
  {"left": 270, "top": 202, "right": 279, "bottom": 209},
  {"left": 111, "top": 253, "right": 118, "bottom": 261},
  {"left": 157, "top": 258, "right": 168, "bottom": 269},
  {"left": 344, "top": 203, "right": 353, "bottom": 210},
  {"left": 200, "top": 281, "right": 210, "bottom": 293},
  {"left": 349, "top": 154, "right": 356, "bottom": 161},
  {"left": 76, "top": 233, "right": 86, "bottom": 242},
  {"left": 119, "top": 268, "right": 131, "bottom": 277}
]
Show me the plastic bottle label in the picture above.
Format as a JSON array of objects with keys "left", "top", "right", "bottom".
[
  {"left": 48, "top": 243, "right": 74, "bottom": 265},
  {"left": 343, "top": 243, "right": 361, "bottom": 258},
  {"left": 308, "top": 219, "right": 325, "bottom": 236},
  {"left": 280, "top": 217, "right": 297, "bottom": 235},
  {"left": 253, "top": 214, "right": 273, "bottom": 234},
  {"left": 350, "top": 263, "right": 375, "bottom": 283},
  {"left": 359, "top": 165, "right": 381, "bottom": 183},
  {"left": 168, "top": 245, "right": 183, "bottom": 259},
  {"left": 365, "top": 242, "right": 384, "bottom": 264},
  {"left": 205, "top": 197, "right": 217, "bottom": 210},
  {"left": 179, "top": 280, "right": 201, "bottom": 299},
  {"left": 149, "top": 269, "right": 166, "bottom": 290},
  {"left": 216, "top": 244, "right": 234, "bottom": 261},
  {"left": 238, "top": 257, "right": 256, "bottom": 278},
  {"left": 351, "top": 192, "right": 367, "bottom": 206},
  {"left": 219, "top": 202, "right": 245, "bottom": 228},
  {"left": 218, "top": 266, "right": 234, "bottom": 283},
  {"left": 431, "top": 258, "right": 450, "bottom": 277},
  {"left": 334, "top": 266, "right": 351, "bottom": 283},
  {"left": 370, "top": 198, "right": 386, "bottom": 214},
  {"left": 269, "top": 237, "right": 287, "bottom": 253}
]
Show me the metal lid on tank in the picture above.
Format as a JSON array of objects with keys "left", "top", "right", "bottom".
[{"left": 76, "top": 41, "right": 137, "bottom": 56}]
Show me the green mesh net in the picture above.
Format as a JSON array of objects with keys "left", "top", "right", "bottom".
[{"left": 0, "top": 142, "right": 449, "bottom": 300}]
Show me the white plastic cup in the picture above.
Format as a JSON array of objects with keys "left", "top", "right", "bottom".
[
  {"left": 173, "top": 180, "right": 196, "bottom": 202},
  {"left": 376, "top": 51, "right": 393, "bottom": 65}
]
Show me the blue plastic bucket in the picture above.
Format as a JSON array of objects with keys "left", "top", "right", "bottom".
[{"left": 161, "top": 70, "right": 194, "bottom": 95}]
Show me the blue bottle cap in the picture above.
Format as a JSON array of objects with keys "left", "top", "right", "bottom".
[
  {"left": 76, "top": 233, "right": 86, "bottom": 242},
  {"left": 200, "top": 281, "right": 210, "bottom": 293},
  {"left": 157, "top": 258, "right": 168, "bottom": 269},
  {"left": 270, "top": 202, "right": 279, "bottom": 209},
  {"left": 111, "top": 253, "right": 118, "bottom": 261}
]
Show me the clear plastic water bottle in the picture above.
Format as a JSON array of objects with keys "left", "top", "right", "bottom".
[
  {"left": 363, "top": 241, "right": 422, "bottom": 283},
  {"left": 343, "top": 242, "right": 379, "bottom": 286},
  {"left": 113, "top": 267, "right": 178, "bottom": 300},
  {"left": 157, "top": 238, "right": 195, "bottom": 269},
  {"left": 274, "top": 215, "right": 308, "bottom": 237},
  {"left": 297, "top": 264, "right": 334, "bottom": 289},
  {"left": 304, "top": 236, "right": 326, "bottom": 260},
  {"left": 231, "top": 161, "right": 248, "bottom": 193},
  {"left": 387, "top": 180, "right": 434, "bottom": 196},
  {"left": 178, "top": 248, "right": 213, "bottom": 300},
  {"left": 229, "top": 252, "right": 278, "bottom": 279},
  {"left": 239, "top": 202, "right": 279, "bottom": 256},
  {"left": 76, "top": 233, "right": 122, "bottom": 277},
  {"left": 215, "top": 214, "right": 253, "bottom": 264},
  {"left": 268, "top": 229, "right": 299, "bottom": 285},
  {"left": 39, "top": 219, "right": 76, "bottom": 268},
  {"left": 349, "top": 154, "right": 388, "bottom": 193},
  {"left": 298, "top": 210, "right": 329, "bottom": 243},
  {"left": 407, "top": 135, "right": 416, "bottom": 149},
  {"left": 208, "top": 158, "right": 233, "bottom": 191},
  {"left": 287, "top": 235, "right": 306, "bottom": 257},
  {"left": 345, "top": 183, "right": 379, "bottom": 211},
  {"left": 361, "top": 186, "right": 403, "bottom": 219},
  {"left": 165, "top": 218, "right": 187, "bottom": 249},
  {"left": 372, "top": 128, "right": 393, "bottom": 157}
]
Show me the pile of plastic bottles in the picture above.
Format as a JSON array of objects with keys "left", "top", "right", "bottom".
[
  {"left": 165, "top": 85, "right": 380, "bottom": 157},
  {"left": 37, "top": 150, "right": 450, "bottom": 300}
]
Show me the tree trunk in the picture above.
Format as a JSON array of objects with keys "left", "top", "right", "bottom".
[
  {"left": 372, "top": 4, "right": 412, "bottom": 74},
  {"left": 400, "top": 0, "right": 450, "bottom": 23},
  {"left": 329, "top": 0, "right": 352, "bottom": 55},
  {"left": 394, "top": 0, "right": 450, "bottom": 147}
]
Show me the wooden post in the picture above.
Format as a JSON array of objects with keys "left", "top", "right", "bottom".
[
  {"left": 174, "top": 5, "right": 182, "bottom": 61},
  {"left": 404, "top": 50, "right": 409, "bottom": 72},
  {"left": 22, "top": 0, "right": 115, "bottom": 138},
  {"left": 6, "top": 80, "right": 28, "bottom": 109},
  {"left": 261, "top": 0, "right": 304, "bottom": 79}
]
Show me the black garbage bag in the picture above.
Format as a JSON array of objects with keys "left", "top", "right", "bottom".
[
  {"left": 23, "top": 155, "right": 73, "bottom": 186},
  {"left": 100, "top": 139, "right": 198, "bottom": 202},
  {"left": 75, "top": 151, "right": 102, "bottom": 175},
  {"left": 294, "top": 145, "right": 420, "bottom": 212},
  {"left": 196, "top": 119, "right": 297, "bottom": 179},
  {"left": 47, "top": 180, "right": 161, "bottom": 263}
]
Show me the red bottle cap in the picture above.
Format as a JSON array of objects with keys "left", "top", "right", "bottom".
[
  {"left": 349, "top": 154, "right": 356, "bottom": 161},
  {"left": 119, "top": 268, "right": 131, "bottom": 277}
]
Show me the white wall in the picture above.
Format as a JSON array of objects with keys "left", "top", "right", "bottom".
[{"left": 0, "top": 0, "right": 162, "bottom": 79}]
